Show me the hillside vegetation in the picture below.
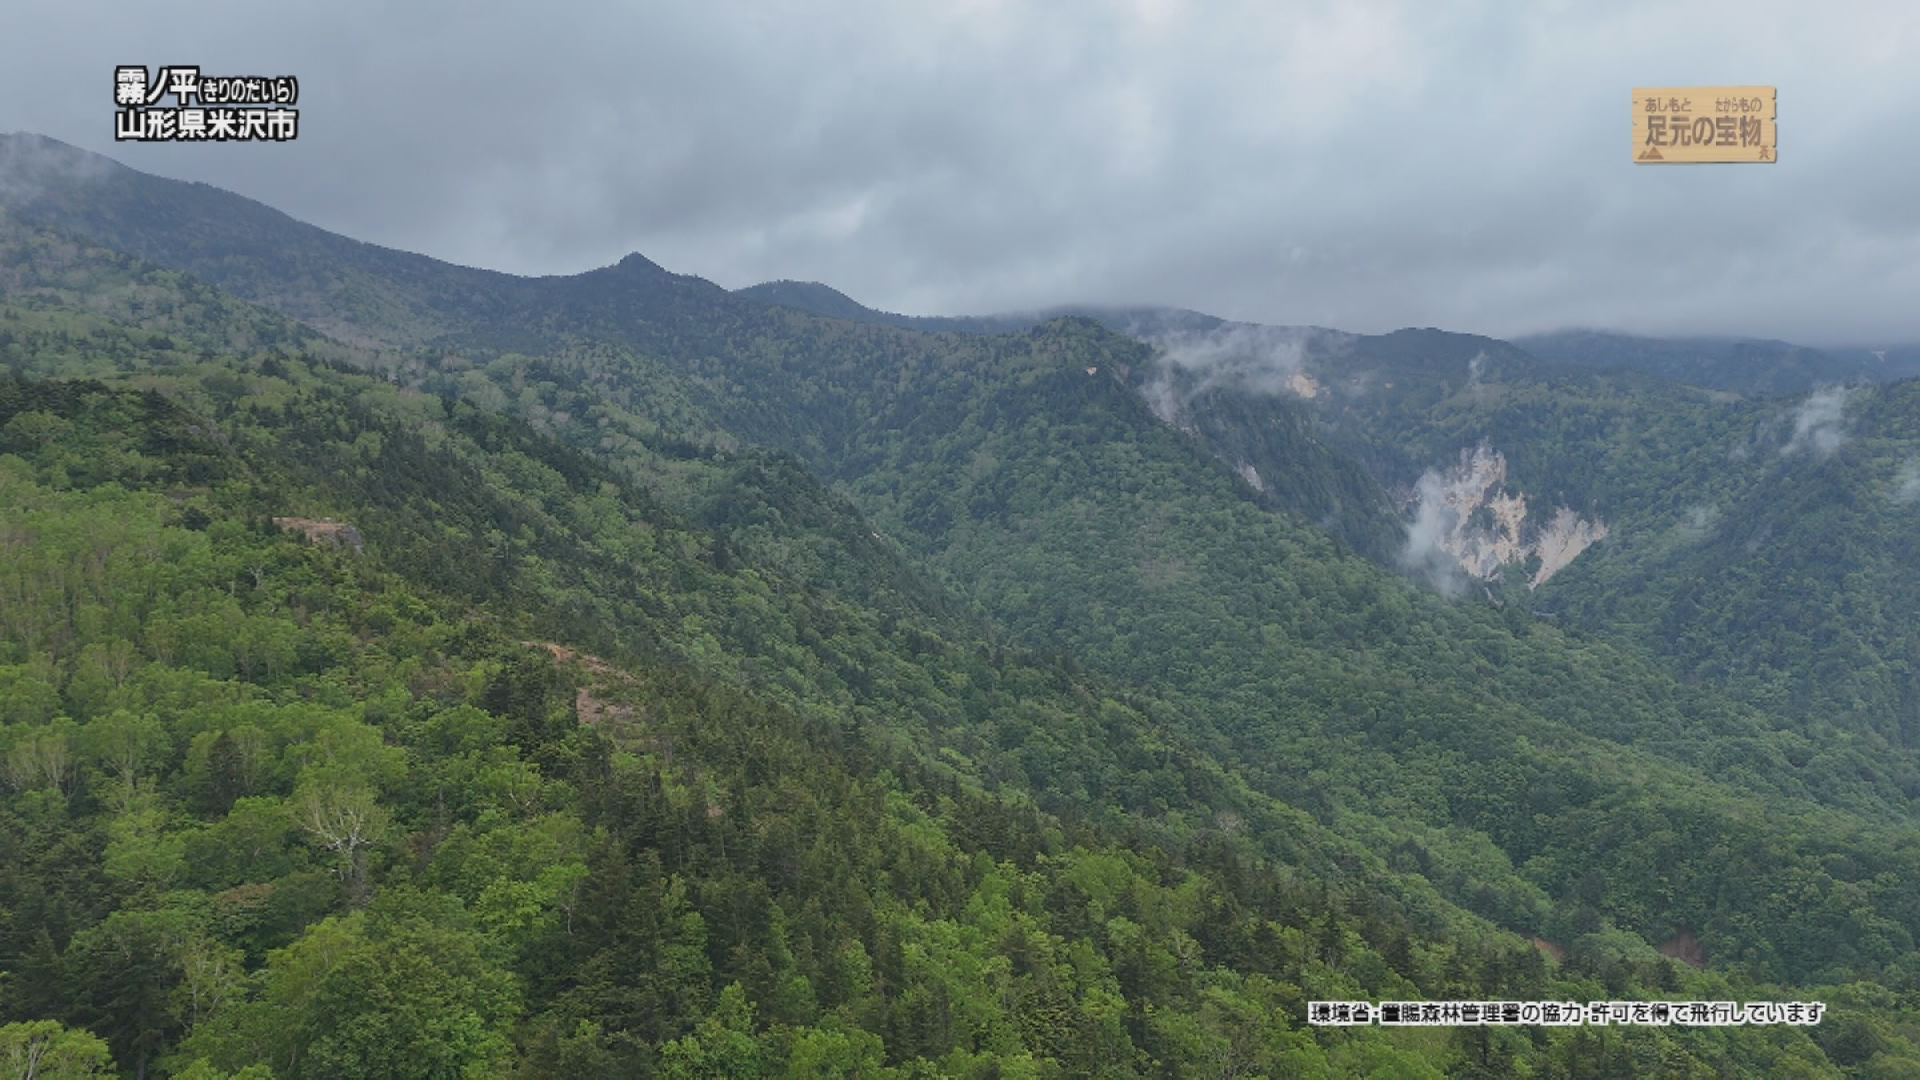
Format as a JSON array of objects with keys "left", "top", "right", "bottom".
[{"left": 4, "top": 135, "right": 1920, "bottom": 1076}]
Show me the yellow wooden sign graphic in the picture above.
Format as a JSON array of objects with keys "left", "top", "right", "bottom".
[{"left": 1633, "top": 86, "right": 1775, "bottom": 164}]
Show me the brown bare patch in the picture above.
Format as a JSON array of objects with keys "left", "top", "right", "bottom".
[
  {"left": 574, "top": 687, "right": 634, "bottom": 729},
  {"left": 523, "top": 641, "right": 639, "bottom": 732},
  {"left": 1659, "top": 931, "right": 1707, "bottom": 968},
  {"left": 273, "top": 516, "right": 364, "bottom": 554},
  {"left": 524, "top": 640, "right": 618, "bottom": 678},
  {"left": 1530, "top": 936, "right": 1567, "bottom": 963}
]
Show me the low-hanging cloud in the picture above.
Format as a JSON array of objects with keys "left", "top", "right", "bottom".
[
  {"left": 1678, "top": 503, "right": 1721, "bottom": 540},
  {"left": 4, "top": 1, "right": 1920, "bottom": 343},
  {"left": 1400, "top": 469, "right": 1471, "bottom": 599},
  {"left": 1138, "top": 322, "right": 1319, "bottom": 424},
  {"left": 0, "top": 132, "right": 116, "bottom": 207},
  {"left": 1782, "top": 385, "right": 1857, "bottom": 459},
  {"left": 1895, "top": 458, "right": 1920, "bottom": 504}
]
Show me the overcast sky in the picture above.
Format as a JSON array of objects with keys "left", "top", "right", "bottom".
[{"left": 4, "top": 1, "right": 1918, "bottom": 344}]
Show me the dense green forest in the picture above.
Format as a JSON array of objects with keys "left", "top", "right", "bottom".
[
  {"left": 6, "top": 316, "right": 1845, "bottom": 1077},
  {"left": 17, "top": 125, "right": 1914, "bottom": 749},
  {"left": 4, "top": 134, "right": 1920, "bottom": 1075}
]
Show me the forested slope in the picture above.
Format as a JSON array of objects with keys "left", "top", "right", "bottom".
[
  {"left": 11, "top": 305, "right": 1888, "bottom": 1077},
  {"left": 5, "top": 134, "right": 1920, "bottom": 1075}
]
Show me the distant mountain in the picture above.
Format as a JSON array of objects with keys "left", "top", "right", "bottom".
[
  {"left": 0, "top": 132, "right": 542, "bottom": 348},
  {"left": 1517, "top": 328, "right": 1920, "bottom": 396},
  {"left": 10, "top": 135, "right": 1920, "bottom": 1078},
  {"left": 12, "top": 134, "right": 1920, "bottom": 746},
  {"left": 16, "top": 252, "right": 1529, "bottom": 1075},
  {"left": 734, "top": 277, "right": 1230, "bottom": 338},
  {"left": 733, "top": 279, "right": 906, "bottom": 324},
  {"left": 1270, "top": 325, "right": 1920, "bottom": 743}
]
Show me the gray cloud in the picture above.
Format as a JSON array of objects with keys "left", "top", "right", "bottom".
[
  {"left": 1678, "top": 503, "right": 1721, "bottom": 540},
  {"left": 1400, "top": 469, "right": 1472, "bottom": 599},
  {"left": 5, "top": 0, "right": 1920, "bottom": 343},
  {"left": 0, "top": 132, "right": 115, "bottom": 205},
  {"left": 1783, "top": 385, "right": 1856, "bottom": 458},
  {"left": 1895, "top": 459, "right": 1920, "bottom": 504},
  {"left": 1139, "top": 322, "right": 1317, "bottom": 423}
]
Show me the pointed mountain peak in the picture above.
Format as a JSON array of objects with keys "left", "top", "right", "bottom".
[{"left": 614, "top": 251, "right": 667, "bottom": 274}]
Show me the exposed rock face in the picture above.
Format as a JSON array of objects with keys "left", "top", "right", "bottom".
[
  {"left": 1530, "top": 507, "right": 1610, "bottom": 586},
  {"left": 1285, "top": 371, "right": 1322, "bottom": 399},
  {"left": 272, "top": 517, "right": 365, "bottom": 555},
  {"left": 1406, "top": 445, "right": 1608, "bottom": 589}
]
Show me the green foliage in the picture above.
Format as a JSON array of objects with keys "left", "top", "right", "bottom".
[
  {"left": 2, "top": 167, "right": 1918, "bottom": 1075},
  {"left": 0, "top": 1019, "right": 114, "bottom": 1078}
]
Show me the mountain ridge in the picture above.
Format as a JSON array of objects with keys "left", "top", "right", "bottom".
[{"left": 8, "top": 132, "right": 1920, "bottom": 1075}]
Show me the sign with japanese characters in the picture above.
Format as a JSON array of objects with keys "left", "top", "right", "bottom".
[
  {"left": 1634, "top": 87, "right": 1774, "bottom": 164},
  {"left": 114, "top": 65, "right": 299, "bottom": 143}
]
